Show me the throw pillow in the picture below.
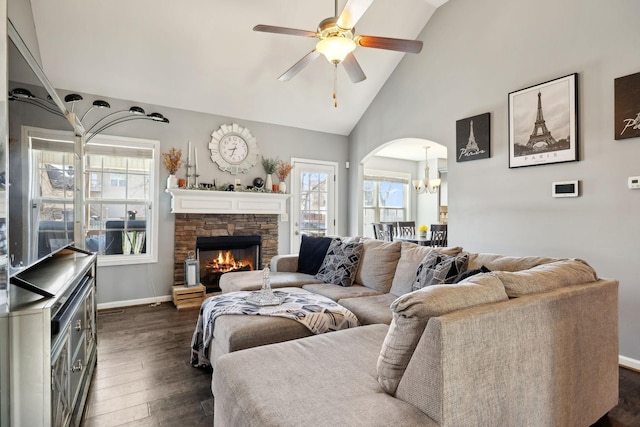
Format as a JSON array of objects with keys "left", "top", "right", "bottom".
[
  {"left": 411, "top": 252, "right": 469, "bottom": 291},
  {"left": 453, "top": 265, "right": 491, "bottom": 283},
  {"left": 495, "top": 258, "right": 598, "bottom": 297},
  {"left": 315, "top": 239, "right": 364, "bottom": 287},
  {"left": 296, "top": 235, "right": 333, "bottom": 275},
  {"left": 377, "top": 273, "right": 509, "bottom": 395},
  {"left": 354, "top": 239, "right": 402, "bottom": 293},
  {"left": 390, "top": 244, "right": 464, "bottom": 296}
]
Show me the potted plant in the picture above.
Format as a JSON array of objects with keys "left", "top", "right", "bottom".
[
  {"left": 418, "top": 224, "right": 428, "bottom": 238},
  {"left": 261, "top": 156, "right": 278, "bottom": 191},
  {"left": 275, "top": 160, "right": 294, "bottom": 193},
  {"left": 162, "top": 147, "right": 185, "bottom": 189}
]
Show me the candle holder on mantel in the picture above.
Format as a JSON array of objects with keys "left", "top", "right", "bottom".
[
  {"left": 193, "top": 173, "right": 200, "bottom": 188},
  {"left": 185, "top": 163, "right": 193, "bottom": 188}
]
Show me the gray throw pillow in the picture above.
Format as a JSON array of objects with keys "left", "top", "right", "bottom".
[
  {"left": 412, "top": 251, "right": 469, "bottom": 291},
  {"left": 315, "top": 239, "right": 364, "bottom": 287}
]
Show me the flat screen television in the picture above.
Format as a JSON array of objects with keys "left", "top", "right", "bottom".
[{"left": 7, "top": 20, "right": 82, "bottom": 275}]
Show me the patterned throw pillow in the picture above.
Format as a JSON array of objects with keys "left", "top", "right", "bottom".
[
  {"left": 315, "top": 239, "right": 364, "bottom": 287},
  {"left": 411, "top": 251, "right": 469, "bottom": 291}
]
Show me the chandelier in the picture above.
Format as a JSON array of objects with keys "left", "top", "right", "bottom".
[{"left": 413, "top": 146, "right": 441, "bottom": 194}]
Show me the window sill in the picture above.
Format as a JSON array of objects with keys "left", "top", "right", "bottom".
[{"left": 97, "top": 253, "right": 157, "bottom": 267}]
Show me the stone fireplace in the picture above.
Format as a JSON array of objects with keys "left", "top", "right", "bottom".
[
  {"left": 173, "top": 213, "right": 278, "bottom": 290},
  {"left": 168, "top": 189, "right": 290, "bottom": 292}
]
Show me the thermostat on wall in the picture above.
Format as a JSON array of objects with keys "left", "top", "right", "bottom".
[
  {"left": 552, "top": 180, "right": 579, "bottom": 198},
  {"left": 628, "top": 176, "right": 640, "bottom": 189}
]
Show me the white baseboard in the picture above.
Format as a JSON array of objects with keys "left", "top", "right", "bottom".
[
  {"left": 97, "top": 294, "right": 172, "bottom": 310},
  {"left": 619, "top": 355, "right": 640, "bottom": 371}
]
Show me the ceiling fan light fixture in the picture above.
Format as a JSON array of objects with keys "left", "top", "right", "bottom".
[{"left": 316, "top": 36, "right": 356, "bottom": 64}]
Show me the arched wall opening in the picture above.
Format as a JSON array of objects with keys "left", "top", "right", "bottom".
[{"left": 357, "top": 138, "right": 448, "bottom": 238}]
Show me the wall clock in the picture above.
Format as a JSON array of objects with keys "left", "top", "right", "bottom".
[{"left": 209, "top": 123, "right": 259, "bottom": 174}]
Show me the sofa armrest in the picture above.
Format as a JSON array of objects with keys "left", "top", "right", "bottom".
[
  {"left": 396, "top": 278, "right": 619, "bottom": 426},
  {"left": 270, "top": 254, "right": 298, "bottom": 272}
]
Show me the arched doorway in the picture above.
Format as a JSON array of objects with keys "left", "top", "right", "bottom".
[{"left": 359, "top": 138, "right": 447, "bottom": 238}]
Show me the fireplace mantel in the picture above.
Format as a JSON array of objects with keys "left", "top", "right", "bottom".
[{"left": 166, "top": 188, "right": 290, "bottom": 214}]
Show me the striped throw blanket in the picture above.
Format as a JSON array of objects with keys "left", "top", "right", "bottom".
[{"left": 191, "top": 287, "right": 359, "bottom": 367}]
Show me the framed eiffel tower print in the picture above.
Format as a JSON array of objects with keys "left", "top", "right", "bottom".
[
  {"left": 456, "top": 112, "right": 490, "bottom": 162},
  {"left": 508, "top": 73, "right": 578, "bottom": 168},
  {"left": 614, "top": 71, "right": 640, "bottom": 140}
]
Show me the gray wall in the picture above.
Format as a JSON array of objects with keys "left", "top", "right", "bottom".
[
  {"left": 57, "top": 92, "right": 349, "bottom": 304},
  {"left": 349, "top": 0, "right": 640, "bottom": 362}
]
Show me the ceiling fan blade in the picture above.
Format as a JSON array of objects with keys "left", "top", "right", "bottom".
[
  {"left": 337, "top": 0, "right": 374, "bottom": 30},
  {"left": 278, "top": 50, "right": 322, "bottom": 81},
  {"left": 357, "top": 35, "right": 423, "bottom": 54},
  {"left": 253, "top": 24, "right": 317, "bottom": 38},
  {"left": 342, "top": 53, "right": 366, "bottom": 83}
]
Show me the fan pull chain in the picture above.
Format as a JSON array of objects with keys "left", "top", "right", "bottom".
[{"left": 333, "top": 64, "right": 338, "bottom": 108}]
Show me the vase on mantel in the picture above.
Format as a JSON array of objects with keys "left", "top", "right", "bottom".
[
  {"left": 167, "top": 174, "right": 178, "bottom": 190},
  {"left": 265, "top": 174, "right": 273, "bottom": 192},
  {"left": 279, "top": 181, "right": 287, "bottom": 193}
]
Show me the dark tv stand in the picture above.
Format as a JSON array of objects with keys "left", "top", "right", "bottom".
[{"left": 7, "top": 245, "right": 97, "bottom": 426}]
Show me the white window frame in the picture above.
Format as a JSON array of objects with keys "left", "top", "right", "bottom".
[
  {"left": 85, "top": 134, "right": 160, "bottom": 267},
  {"left": 363, "top": 169, "right": 411, "bottom": 237}
]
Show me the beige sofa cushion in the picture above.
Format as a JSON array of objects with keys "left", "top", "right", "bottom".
[
  {"left": 377, "top": 273, "right": 509, "bottom": 394},
  {"left": 338, "top": 293, "right": 397, "bottom": 325},
  {"left": 495, "top": 258, "right": 598, "bottom": 297},
  {"left": 220, "top": 270, "right": 323, "bottom": 293},
  {"left": 213, "top": 324, "right": 438, "bottom": 426},
  {"left": 390, "top": 243, "right": 463, "bottom": 296},
  {"left": 355, "top": 240, "right": 402, "bottom": 293},
  {"left": 302, "top": 283, "right": 382, "bottom": 301},
  {"left": 466, "top": 252, "right": 556, "bottom": 271}
]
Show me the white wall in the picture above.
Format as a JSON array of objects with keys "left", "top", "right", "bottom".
[{"left": 349, "top": 0, "right": 640, "bottom": 362}]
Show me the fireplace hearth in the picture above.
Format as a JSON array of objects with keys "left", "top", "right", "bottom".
[{"left": 196, "top": 235, "right": 261, "bottom": 292}]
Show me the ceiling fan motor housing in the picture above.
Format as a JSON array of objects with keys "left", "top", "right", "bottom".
[{"left": 318, "top": 17, "right": 355, "bottom": 40}]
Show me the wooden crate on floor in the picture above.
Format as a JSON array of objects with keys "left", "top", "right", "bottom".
[{"left": 172, "top": 284, "right": 206, "bottom": 310}]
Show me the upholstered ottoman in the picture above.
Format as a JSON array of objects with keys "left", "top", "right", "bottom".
[{"left": 191, "top": 287, "right": 359, "bottom": 370}]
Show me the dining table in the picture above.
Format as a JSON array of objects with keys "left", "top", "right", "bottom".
[{"left": 394, "top": 234, "right": 431, "bottom": 246}]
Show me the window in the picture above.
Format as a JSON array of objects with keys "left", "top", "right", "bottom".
[
  {"left": 109, "top": 173, "right": 126, "bottom": 187},
  {"left": 25, "top": 128, "right": 159, "bottom": 267},
  {"left": 29, "top": 135, "right": 76, "bottom": 261},
  {"left": 85, "top": 135, "right": 159, "bottom": 266},
  {"left": 363, "top": 169, "right": 410, "bottom": 238}
]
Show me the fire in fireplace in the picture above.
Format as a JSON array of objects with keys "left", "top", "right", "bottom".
[{"left": 196, "top": 235, "right": 261, "bottom": 292}]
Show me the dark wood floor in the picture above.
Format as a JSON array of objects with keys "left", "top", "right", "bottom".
[
  {"left": 81, "top": 302, "right": 213, "bottom": 426},
  {"left": 81, "top": 302, "right": 640, "bottom": 427}
]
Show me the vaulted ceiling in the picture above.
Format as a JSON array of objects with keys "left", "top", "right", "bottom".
[{"left": 29, "top": 0, "right": 448, "bottom": 137}]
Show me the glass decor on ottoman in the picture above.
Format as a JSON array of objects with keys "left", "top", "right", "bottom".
[
  {"left": 184, "top": 251, "right": 200, "bottom": 287},
  {"left": 246, "top": 266, "right": 284, "bottom": 306}
]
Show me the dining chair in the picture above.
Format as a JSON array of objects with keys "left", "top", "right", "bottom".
[
  {"left": 429, "top": 224, "right": 448, "bottom": 247},
  {"left": 372, "top": 223, "right": 394, "bottom": 242},
  {"left": 395, "top": 221, "right": 416, "bottom": 237}
]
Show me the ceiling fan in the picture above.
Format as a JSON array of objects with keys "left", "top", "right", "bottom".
[{"left": 254, "top": 0, "right": 423, "bottom": 104}]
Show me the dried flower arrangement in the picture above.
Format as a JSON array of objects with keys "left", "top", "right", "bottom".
[
  {"left": 161, "top": 148, "right": 185, "bottom": 175},
  {"left": 275, "top": 160, "right": 294, "bottom": 181},
  {"left": 261, "top": 156, "right": 278, "bottom": 175}
]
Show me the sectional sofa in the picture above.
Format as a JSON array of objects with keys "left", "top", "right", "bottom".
[{"left": 213, "top": 238, "right": 619, "bottom": 426}]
